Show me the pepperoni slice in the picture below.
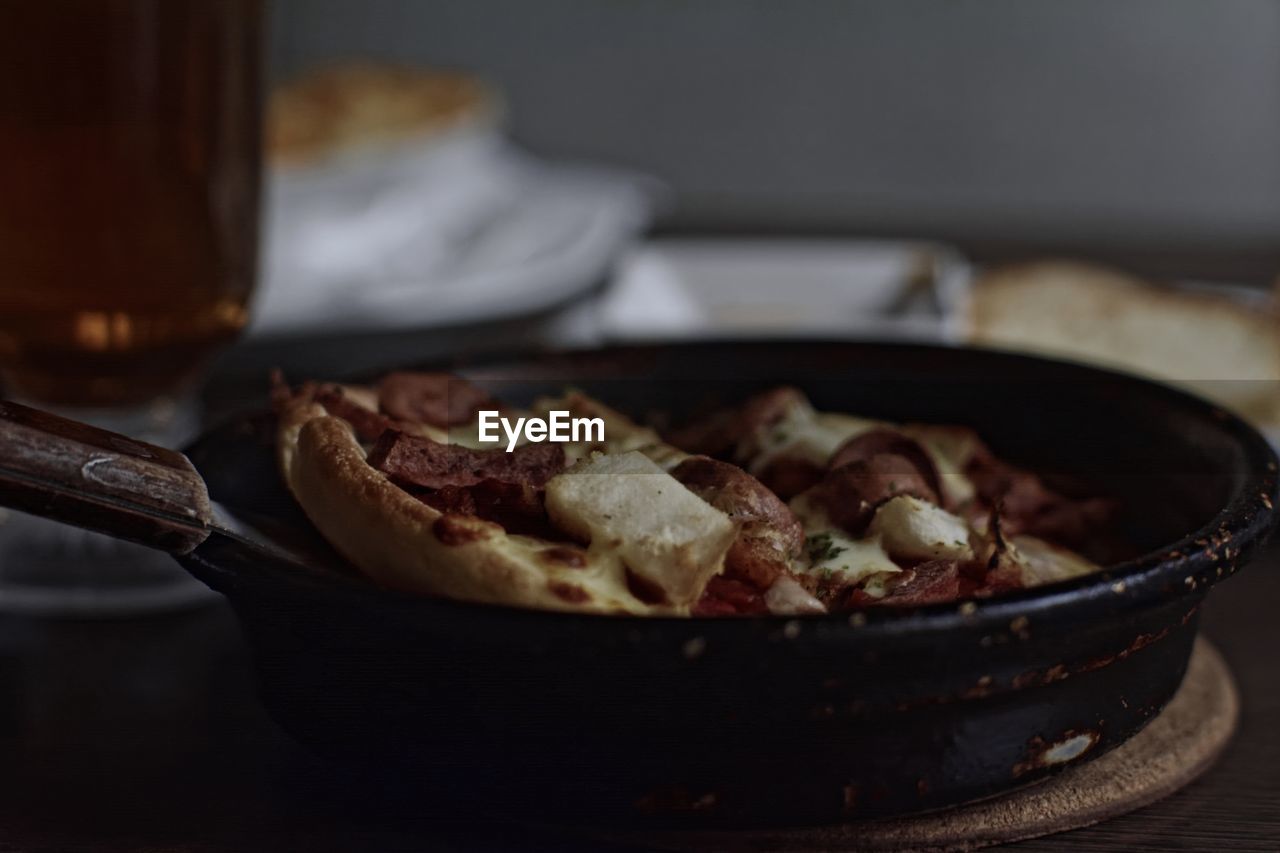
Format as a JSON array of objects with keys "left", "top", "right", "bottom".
[
  {"left": 829, "top": 428, "right": 942, "bottom": 498},
  {"left": 755, "top": 456, "right": 824, "bottom": 501},
  {"left": 377, "top": 371, "right": 493, "bottom": 428},
  {"left": 368, "top": 431, "right": 565, "bottom": 491},
  {"left": 314, "top": 386, "right": 397, "bottom": 442}
]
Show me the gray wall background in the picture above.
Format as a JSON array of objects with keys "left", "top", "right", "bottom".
[{"left": 270, "top": 0, "right": 1280, "bottom": 275}]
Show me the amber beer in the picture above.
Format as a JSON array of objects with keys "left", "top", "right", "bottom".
[{"left": 0, "top": 0, "right": 262, "bottom": 406}]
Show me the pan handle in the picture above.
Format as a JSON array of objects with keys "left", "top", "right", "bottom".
[{"left": 0, "top": 401, "right": 212, "bottom": 554}]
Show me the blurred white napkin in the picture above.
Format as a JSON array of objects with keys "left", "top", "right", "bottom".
[{"left": 252, "top": 132, "right": 657, "bottom": 337}]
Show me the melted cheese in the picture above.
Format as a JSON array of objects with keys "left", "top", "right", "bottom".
[
  {"left": 790, "top": 492, "right": 902, "bottom": 587},
  {"left": 502, "top": 534, "right": 657, "bottom": 614},
  {"left": 749, "top": 404, "right": 881, "bottom": 473},
  {"left": 807, "top": 529, "right": 902, "bottom": 586},
  {"left": 335, "top": 383, "right": 379, "bottom": 412}
]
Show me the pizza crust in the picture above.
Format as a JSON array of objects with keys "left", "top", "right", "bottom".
[{"left": 275, "top": 394, "right": 699, "bottom": 614}]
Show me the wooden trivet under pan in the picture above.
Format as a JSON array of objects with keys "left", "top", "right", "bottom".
[{"left": 622, "top": 637, "right": 1238, "bottom": 852}]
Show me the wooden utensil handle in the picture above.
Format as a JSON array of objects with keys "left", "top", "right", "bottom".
[{"left": 0, "top": 401, "right": 212, "bottom": 554}]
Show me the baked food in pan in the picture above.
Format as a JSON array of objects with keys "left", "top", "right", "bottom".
[{"left": 273, "top": 371, "right": 1111, "bottom": 616}]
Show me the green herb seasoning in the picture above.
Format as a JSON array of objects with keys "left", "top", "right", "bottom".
[{"left": 806, "top": 532, "right": 847, "bottom": 564}]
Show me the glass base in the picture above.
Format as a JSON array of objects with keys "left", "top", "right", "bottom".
[{"left": 0, "top": 394, "right": 220, "bottom": 617}]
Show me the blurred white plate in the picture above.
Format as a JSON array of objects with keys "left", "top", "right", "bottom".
[
  {"left": 250, "top": 135, "right": 658, "bottom": 338},
  {"left": 592, "top": 238, "right": 971, "bottom": 341}
]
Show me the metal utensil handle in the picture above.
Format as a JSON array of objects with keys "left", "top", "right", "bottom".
[{"left": 0, "top": 400, "right": 212, "bottom": 554}]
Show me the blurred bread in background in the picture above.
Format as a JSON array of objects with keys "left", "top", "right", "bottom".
[
  {"left": 267, "top": 62, "right": 501, "bottom": 167},
  {"left": 963, "top": 260, "right": 1280, "bottom": 427}
]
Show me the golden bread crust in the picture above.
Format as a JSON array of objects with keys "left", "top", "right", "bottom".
[
  {"left": 964, "top": 260, "right": 1280, "bottom": 426},
  {"left": 267, "top": 63, "right": 499, "bottom": 167}
]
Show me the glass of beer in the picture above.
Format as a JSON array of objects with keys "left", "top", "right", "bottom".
[{"left": 0, "top": 0, "right": 262, "bottom": 613}]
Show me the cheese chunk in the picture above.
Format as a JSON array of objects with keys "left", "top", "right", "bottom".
[
  {"left": 868, "top": 495, "right": 974, "bottom": 562},
  {"left": 1008, "top": 534, "right": 1098, "bottom": 585},
  {"left": 764, "top": 576, "right": 827, "bottom": 614},
  {"left": 544, "top": 452, "right": 735, "bottom": 606}
]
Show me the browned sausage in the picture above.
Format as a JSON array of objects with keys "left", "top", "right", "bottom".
[
  {"left": 368, "top": 431, "right": 565, "bottom": 490},
  {"left": 755, "top": 456, "right": 824, "bottom": 501},
  {"left": 315, "top": 386, "right": 398, "bottom": 442},
  {"left": 416, "top": 479, "right": 566, "bottom": 541},
  {"left": 667, "top": 386, "right": 809, "bottom": 459},
  {"left": 816, "top": 452, "right": 940, "bottom": 533},
  {"left": 878, "top": 559, "right": 961, "bottom": 606},
  {"left": 966, "top": 454, "right": 1114, "bottom": 549},
  {"left": 372, "top": 433, "right": 570, "bottom": 539},
  {"left": 269, "top": 372, "right": 395, "bottom": 443},
  {"left": 673, "top": 455, "right": 804, "bottom": 589},
  {"left": 828, "top": 428, "right": 942, "bottom": 498},
  {"left": 841, "top": 559, "right": 962, "bottom": 609}
]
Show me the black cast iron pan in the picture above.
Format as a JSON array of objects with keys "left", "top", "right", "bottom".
[{"left": 0, "top": 340, "right": 1275, "bottom": 827}]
